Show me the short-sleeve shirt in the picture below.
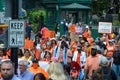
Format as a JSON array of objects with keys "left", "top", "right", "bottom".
[{"left": 84, "top": 54, "right": 100, "bottom": 79}]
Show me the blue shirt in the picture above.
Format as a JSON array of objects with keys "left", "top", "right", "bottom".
[
  {"left": 18, "top": 70, "right": 34, "bottom": 80},
  {"left": 1, "top": 75, "right": 21, "bottom": 80}
]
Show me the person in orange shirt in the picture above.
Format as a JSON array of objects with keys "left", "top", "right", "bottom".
[
  {"left": 31, "top": 47, "right": 41, "bottom": 61},
  {"left": 104, "top": 40, "right": 117, "bottom": 67},
  {"left": 69, "top": 23, "right": 76, "bottom": 40},
  {"left": 0, "top": 73, "right": 2, "bottom": 79},
  {"left": 44, "top": 41, "right": 52, "bottom": 53},
  {"left": 0, "top": 48, "right": 9, "bottom": 61},
  {"left": 71, "top": 45, "right": 77, "bottom": 55},
  {"left": 84, "top": 46, "right": 100, "bottom": 80},
  {"left": 28, "top": 59, "right": 49, "bottom": 79},
  {"left": 41, "top": 25, "right": 49, "bottom": 39},
  {"left": 24, "top": 34, "right": 34, "bottom": 49},
  {"left": 87, "top": 35, "right": 94, "bottom": 45},
  {"left": 69, "top": 23, "right": 75, "bottom": 33},
  {"left": 105, "top": 40, "right": 116, "bottom": 57},
  {"left": 72, "top": 46, "right": 87, "bottom": 68},
  {"left": 6, "top": 49, "right": 11, "bottom": 57},
  {"left": 83, "top": 25, "right": 91, "bottom": 40},
  {"left": 86, "top": 41, "right": 96, "bottom": 57},
  {"left": 70, "top": 40, "right": 78, "bottom": 52}
]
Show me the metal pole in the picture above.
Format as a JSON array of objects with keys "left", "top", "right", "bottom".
[{"left": 11, "top": 0, "right": 19, "bottom": 75}]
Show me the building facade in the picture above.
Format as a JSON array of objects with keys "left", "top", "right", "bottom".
[{"left": 42, "top": 0, "right": 92, "bottom": 30}]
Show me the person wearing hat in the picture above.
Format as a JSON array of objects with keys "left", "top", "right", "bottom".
[
  {"left": 78, "top": 35, "right": 84, "bottom": 45},
  {"left": 72, "top": 46, "right": 86, "bottom": 67},
  {"left": 104, "top": 39, "right": 117, "bottom": 67},
  {"left": 83, "top": 25, "right": 91, "bottom": 40},
  {"left": 98, "top": 55, "right": 116, "bottom": 80},
  {"left": 28, "top": 59, "right": 49, "bottom": 79},
  {"left": 72, "top": 45, "right": 87, "bottom": 80}
]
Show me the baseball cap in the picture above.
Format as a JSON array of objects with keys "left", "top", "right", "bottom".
[
  {"left": 99, "top": 56, "right": 108, "bottom": 66},
  {"left": 86, "top": 25, "right": 89, "bottom": 28}
]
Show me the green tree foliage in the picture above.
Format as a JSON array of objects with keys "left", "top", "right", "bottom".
[
  {"left": 27, "top": 9, "right": 46, "bottom": 32},
  {"left": 91, "top": 0, "right": 111, "bottom": 15}
]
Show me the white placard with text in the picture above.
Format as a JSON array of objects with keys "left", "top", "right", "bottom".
[{"left": 8, "top": 20, "right": 25, "bottom": 47}]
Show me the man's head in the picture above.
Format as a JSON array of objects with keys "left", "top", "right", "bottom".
[
  {"left": 32, "top": 59, "right": 39, "bottom": 69},
  {"left": 99, "top": 56, "right": 108, "bottom": 66},
  {"left": 77, "top": 46, "right": 82, "bottom": 53},
  {"left": 1, "top": 60, "right": 14, "bottom": 80},
  {"left": 91, "top": 46, "right": 97, "bottom": 56},
  {"left": 18, "top": 60, "right": 28, "bottom": 74}
]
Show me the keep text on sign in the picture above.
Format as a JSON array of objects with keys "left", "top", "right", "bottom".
[{"left": 8, "top": 20, "right": 25, "bottom": 47}]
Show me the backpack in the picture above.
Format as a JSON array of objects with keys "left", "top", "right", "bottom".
[{"left": 102, "top": 67, "right": 111, "bottom": 80}]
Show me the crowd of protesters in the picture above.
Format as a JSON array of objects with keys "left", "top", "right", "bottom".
[{"left": 0, "top": 21, "right": 120, "bottom": 80}]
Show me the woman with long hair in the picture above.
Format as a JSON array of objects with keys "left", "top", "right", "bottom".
[
  {"left": 48, "top": 61, "right": 68, "bottom": 80},
  {"left": 34, "top": 73, "right": 46, "bottom": 80}
]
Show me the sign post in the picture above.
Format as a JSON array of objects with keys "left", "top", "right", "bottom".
[
  {"left": 8, "top": 20, "right": 25, "bottom": 47},
  {"left": 8, "top": 20, "right": 25, "bottom": 75},
  {"left": 5, "top": 0, "right": 19, "bottom": 75}
]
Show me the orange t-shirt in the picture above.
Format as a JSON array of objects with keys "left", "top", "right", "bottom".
[
  {"left": 69, "top": 24, "right": 75, "bottom": 33},
  {"left": 44, "top": 30, "right": 50, "bottom": 39},
  {"left": 28, "top": 67, "right": 49, "bottom": 79},
  {"left": 106, "top": 45, "right": 116, "bottom": 57},
  {"left": 32, "top": 49, "right": 41, "bottom": 60},
  {"left": 76, "top": 53, "right": 81, "bottom": 65},
  {"left": 6, "top": 49, "right": 11, "bottom": 57},
  {"left": 87, "top": 37, "right": 94, "bottom": 44},
  {"left": 0, "top": 73, "right": 2, "bottom": 79},
  {"left": 84, "top": 54, "right": 100, "bottom": 79},
  {"left": 83, "top": 30, "right": 89, "bottom": 39},
  {"left": 24, "top": 38, "right": 34, "bottom": 49}
]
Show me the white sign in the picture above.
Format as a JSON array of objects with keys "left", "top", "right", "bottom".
[
  {"left": 0, "top": 17, "right": 11, "bottom": 24},
  {"left": 98, "top": 22, "right": 112, "bottom": 33},
  {"left": 0, "top": 12, "right": 5, "bottom": 18},
  {"left": 8, "top": 20, "right": 25, "bottom": 47}
]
